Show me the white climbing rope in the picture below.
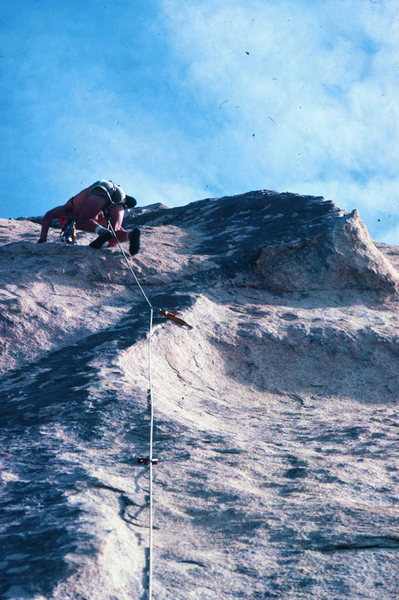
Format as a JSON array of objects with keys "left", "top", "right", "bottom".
[
  {"left": 107, "top": 223, "right": 152, "bottom": 309},
  {"left": 107, "top": 221, "right": 155, "bottom": 600},
  {"left": 148, "top": 306, "right": 154, "bottom": 600}
]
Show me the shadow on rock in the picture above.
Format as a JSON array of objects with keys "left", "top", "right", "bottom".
[{"left": 0, "top": 292, "right": 194, "bottom": 597}]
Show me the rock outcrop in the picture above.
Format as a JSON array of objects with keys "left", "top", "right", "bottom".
[
  {"left": 256, "top": 207, "right": 398, "bottom": 292},
  {"left": 125, "top": 190, "right": 398, "bottom": 293},
  {"left": 1, "top": 191, "right": 399, "bottom": 600}
]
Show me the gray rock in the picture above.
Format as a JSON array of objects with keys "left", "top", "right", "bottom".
[
  {"left": 256, "top": 208, "right": 399, "bottom": 293},
  {"left": 1, "top": 192, "right": 399, "bottom": 600}
]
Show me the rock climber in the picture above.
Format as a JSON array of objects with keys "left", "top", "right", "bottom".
[{"left": 37, "top": 179, "right": 140, "bottom": 255}]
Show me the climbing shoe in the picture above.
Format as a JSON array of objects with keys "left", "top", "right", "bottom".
[
  {"left": 129, "top": 228, "right": 140, "bottom": 256},
  {"left": 89, "top": 230, "right": 113, "bottom": 249}
]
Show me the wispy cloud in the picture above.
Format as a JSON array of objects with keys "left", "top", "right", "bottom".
[
  {"left": 1, "top": 0, "right": 398, "bottom": 243},
  {"left": 160, "top": 0, "right": 399, "bottom": 239}
]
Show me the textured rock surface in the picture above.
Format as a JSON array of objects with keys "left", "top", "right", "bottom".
[
  {"left": 1, "top": 191, "right": 399, "bottom": 600},
  {"left": 125, "top": 191, "right": 399, "bottom": 292},
  {"left": 256, "top": 208, "right": 398, "bottom": 292}
]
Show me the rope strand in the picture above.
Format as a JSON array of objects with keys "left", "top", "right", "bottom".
[
  {"left": 148, "top": 307, "right": 154, "bottom": 600},
  {"left": 107, "top": 222, "right": 153, "bottom": 309},
  {"left": 107, "top": 221, "right": 154, "bottom": 600}
]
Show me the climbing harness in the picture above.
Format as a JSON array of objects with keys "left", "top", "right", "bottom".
[
  {"left": 59, "top": 215, "right": 77, "bottom": 244},
  {"left": 106, "top": 219, "right": 192, "bottom": 600}
]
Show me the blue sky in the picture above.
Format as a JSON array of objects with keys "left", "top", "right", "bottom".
[{"left": 1, "top": 0, "right": 398, "bottom": 242}]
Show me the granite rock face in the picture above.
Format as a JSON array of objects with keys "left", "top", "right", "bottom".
[
  {"left": 1, "top": 191, "right": 399, "bottom": 600},
  {"left": 125, "top": 191, "right": 398, "bottom": 293},
  {"left": 256, "top": 207, "right": 398, "bottom": 292}
]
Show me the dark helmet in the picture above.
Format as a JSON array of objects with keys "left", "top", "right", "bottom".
[{"left": 124, "top": 195, "right": 137, "bottom": 209}]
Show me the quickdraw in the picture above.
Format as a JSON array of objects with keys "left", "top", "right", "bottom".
[
  {"left": 59, "top": 215, "right": 77, "bottom": 244},
  {"left": 158, "top": 308, "right": 193, "bottom": 329}
]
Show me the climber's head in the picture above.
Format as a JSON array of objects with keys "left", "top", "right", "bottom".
[{"left": 124, "top": 195, "right": 137, "bottom": 209}]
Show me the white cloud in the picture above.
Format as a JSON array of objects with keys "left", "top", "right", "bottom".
[
  {"left": 3, "top": 0, "right": 398, "bottom": 242},
  {"left": 160, "top": 0, "right": 399, "bottom": 236},
  {"left": 382, "top": 222, "right": 399, "bottom": 245}
]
